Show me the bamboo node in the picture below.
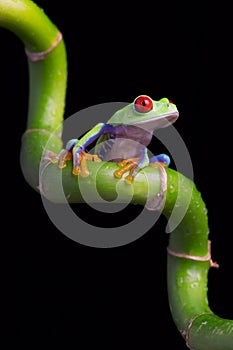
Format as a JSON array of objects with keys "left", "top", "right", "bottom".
[
  {"left": 25, "top": 31, "right": 63, "bottom": 62},
  {"left": 167, "top": 240, "right": 219, "bottom": 268},
  {"left": 182, "top": 312, "right": 213, "bottom": 349},
  {"left": 22, "top": 128, "right": 62, "bottom": 141}
]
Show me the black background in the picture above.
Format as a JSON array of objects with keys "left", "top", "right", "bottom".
[{"left": 1, "top": 1, "right": 232, "bottom": 348}]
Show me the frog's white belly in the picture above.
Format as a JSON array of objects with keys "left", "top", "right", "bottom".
[{"left": 99, "top": 138, "right": 145, "bottom": 161}]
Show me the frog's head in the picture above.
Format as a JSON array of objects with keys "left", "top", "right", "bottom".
[{"left": 108, "top": 95, "right": 179, "bottom": 131}]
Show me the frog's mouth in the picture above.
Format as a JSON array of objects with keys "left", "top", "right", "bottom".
[{"left": 134, "top": 111, "right": 179, "bottom": 132}]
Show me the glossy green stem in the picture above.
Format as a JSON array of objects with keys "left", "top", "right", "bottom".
[
  {"left": 0, "top": 0, "right": 67, "bottom": 189},
  {"left": 40, "top": 160, "right": 233, "bottom": 349},
  {"left": 0, "top": 1, "right": 232, "bottom": 349},
  {"left": 164, "top": 169, "right": 233, "bottom": 349}
]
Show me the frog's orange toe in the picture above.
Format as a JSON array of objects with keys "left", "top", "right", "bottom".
[
  {"left": 58, "top": 161, "right": 67, "bottom": 169},
  {"left": 92, "top": 154, "right": 102, "bottom": 163},
  {"left": 72, "top": 167, "right": 80, "bottom": 176},
  {"left": 50, "top": 157, "right": 58, "bottom": 164},
  {"left": 114, "top": 159, "right": 138, "bottom": 183},
  {"left": 114, "top": 169, "right": 124, "bottom": 179},
  {"left": 125, "top": 175, "right": 134, "bottom": 184},
  {"left": 150, "top": 161, "right": 167, "bottom": 168}
]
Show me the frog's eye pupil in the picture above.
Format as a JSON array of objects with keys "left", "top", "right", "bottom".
[{"left": 134, "top": 95, "right": 153, "bottom": 113}]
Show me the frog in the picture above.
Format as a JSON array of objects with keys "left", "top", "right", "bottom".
[{"left": 50, "top": 95, "right": 179, "bottom": 184}]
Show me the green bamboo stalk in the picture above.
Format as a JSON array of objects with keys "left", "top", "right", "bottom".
[
  {"left": 41, "top": 162, "right": 233, "bottom": 350},
  {"left": 164, "top": 170, "right": 233, "bottom": 349},
  {"left": 40, "top": 159, "right": 233, "bottom": 349},
  {"left": 0, "top": 1, "right": 232, "bottom": 349},
  {"left": 0, "top": 0, "right": 67, "bottom": 189}
]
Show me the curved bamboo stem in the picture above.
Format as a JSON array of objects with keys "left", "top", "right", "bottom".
[
  {"left": 0, "top": 1, "right": 232, "bottom": 348},
  {"left": 0, "top": 0, "right": 67, "bottom": 189}
]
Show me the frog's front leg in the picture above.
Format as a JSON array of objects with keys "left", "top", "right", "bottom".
[
  {"left": 71, "top": 143, "right": 102, "bottom": 177},
  {"left": 49, "top": 138, "right": 102, "bottom": 176},
  {"left": 114, "top": 148, "right": 149, "bottom": 184},
  {"left": 71, "top": 123, "right": 116, "bottom": 176},
  {"left": 50, "top": 123, "right": 116, "bottom": 176}
]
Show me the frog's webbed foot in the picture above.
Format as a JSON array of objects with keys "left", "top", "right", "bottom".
[
  {"left": 47, "top": 149, "right": 72, "bottom": 168},
  {"left": 72, "top": 152, "right": 102, "bottom": 177},
  {"left": 114, "top": 158, "right": 140, "bottom": 184},
  {"left": 47, "top": 149, "right": 102, "bottom": 177}
]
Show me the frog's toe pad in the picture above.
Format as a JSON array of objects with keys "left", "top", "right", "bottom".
[
  {"left": 72, "top": 167, "right": 80, "bottom": 175},
  {"left": 125, "top": 174, "right": 134, "bottom": 184}
]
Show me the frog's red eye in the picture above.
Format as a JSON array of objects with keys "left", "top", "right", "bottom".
[{"left": 134, "top": 95, "right": 153, "bottom": 113}]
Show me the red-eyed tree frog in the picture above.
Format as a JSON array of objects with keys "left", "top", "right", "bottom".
[{"left": 50, "top": 95, "right": 179, "bottom": 184}]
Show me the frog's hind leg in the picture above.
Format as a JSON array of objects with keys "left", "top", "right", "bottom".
[{"left": 149, "top": 153, "right": 170, "bottom": 167}]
